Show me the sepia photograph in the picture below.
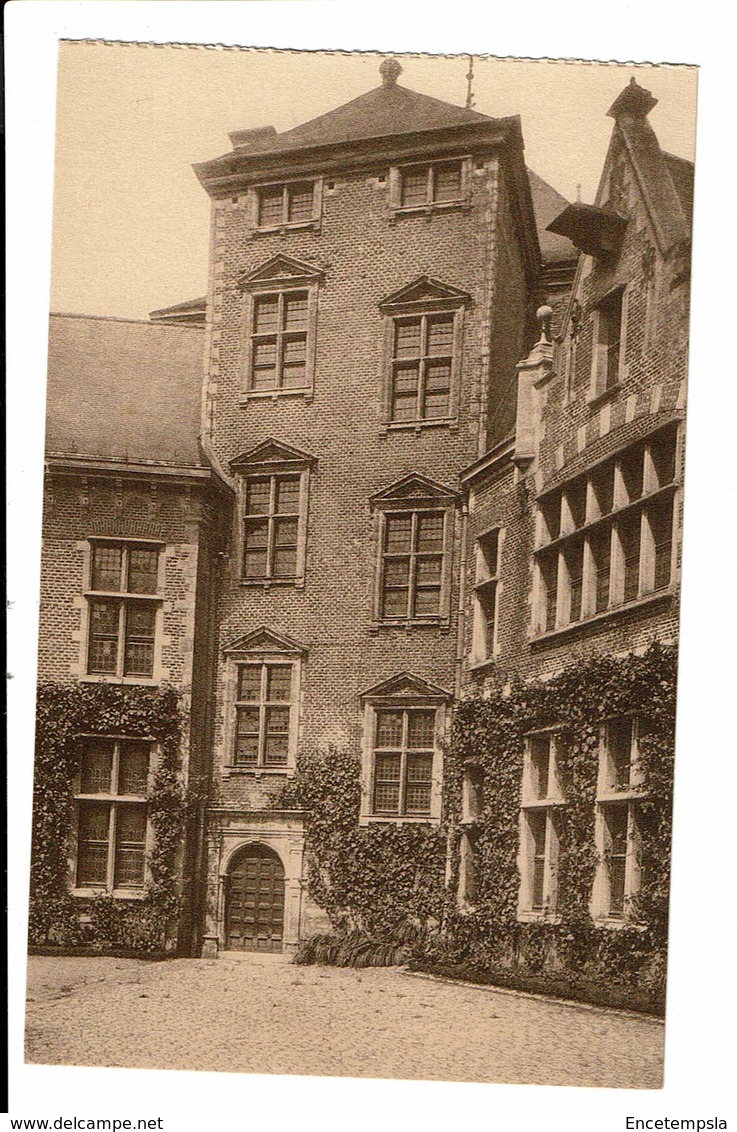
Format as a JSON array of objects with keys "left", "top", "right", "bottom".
[{"left": 9, "top": 19, "right": 711, "bottom": 1108}]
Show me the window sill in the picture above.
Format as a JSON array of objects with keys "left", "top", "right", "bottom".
[
  {"left": 591, "top": 916, "right": 646, "bottom": 931},
  {"left": 517, "top": 910, "right": 562, "bottom": 925},
  {"left": 370, "top": 618, "right": 450, "bottom": 633},
  {"left": 222, "top": 766, "right": 294, "bottom": 779},
  {"left": 239, "top": 577, "right": 305, "bottom": 589},
  {"left": 389, "top": 200, "right": 470, "bottom": 219},
  {"left": 587, "top": 382, "right": 622, "bottom": 410},
  {"left": 597, "top": 788, "right": 646, "bottom": 803},
  {"left": 78, "top": 675, "right": 160, "bottom": 687},
  {"left": 72, "top": 888, "right": 147, "bottom": 901},
  {"left": 83, "top": 590, "right": 162, "bottom": 601},
  {"left": 531, "top": 588, "right": 676, "bottom": 647},
  {"left": 240, "top": 387, "right": 314, "bottom": 405},
  {"left": 467, "top": 656, "right": 498, "bottom": 674},
  {"left": 381, "top": 418, "right": 458, "bottom": 435},
  {"left": 250, "top": 219, "right": 320, "bottom": 237},
  {"left": 359, "top": 814, "right": 440, "bottom": 827}
]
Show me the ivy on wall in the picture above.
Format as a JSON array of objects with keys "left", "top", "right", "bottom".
[
  {"left": 283, "top": 643, "right": 676, "bottom": 1001},
  {"left": 440, "top": 640, "right": 677, "bottom": 995},
  {"left": 276, "top": 747, "right": 446, "bottom": 941},
  {"left": 30, "top": 682, "right": 186, "bottom": 955}
]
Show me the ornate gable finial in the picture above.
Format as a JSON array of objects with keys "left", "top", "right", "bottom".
[
  {"left": 607, "top": 76, "right": 658, "bottom": 121},
  {"left": 380, "top": 58, "right": 403, "bottom": 88}
]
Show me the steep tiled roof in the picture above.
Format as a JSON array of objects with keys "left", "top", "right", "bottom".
[
  {"left": 259, "top": 83, "right": 496, "bottom": 152},
  {"left": 46, "top": 314, "right": 207, "bottom": 467},
  {"left": 527, "top": 169, "right": 577, "bottom": 266}
]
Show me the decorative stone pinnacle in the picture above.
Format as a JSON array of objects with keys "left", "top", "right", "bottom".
[
  {"left": 607, "top": 76, "right": 658, "bottom": 120},
  {"left": 536, "top": 305, "right": 554, "bottom": 343},
  {"left": 380, "top": 58, "right": 403, "bottom": 88}
]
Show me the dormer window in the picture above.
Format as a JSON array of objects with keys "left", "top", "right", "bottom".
[
  {"left": 253, "top": 180, "right": 321, "bottom": 231},
  {"left": 591, "top": 287, "right": 626, "bottom": 400}
]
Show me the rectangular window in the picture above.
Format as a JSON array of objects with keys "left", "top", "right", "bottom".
[
  {"left": 390, "top": 314, "right": 454, "bottom": 422},
  {"left": 372, "top": 708, "right": 436, "bottom": 817},
  {"left": 533, "top": 425, "right": 678, "bottom": 634},
  {"left": 594, "top": 719, "right": 642, "bottom": 920},
  {"left": 234, "top": 662, "right": 295, "bottom": 768},
  {"left": 398, "top": 161, "right": 463, "bottom": 208},
  {"left": 257, "top": 182, "right": 315, "bottom": 228},
  {"left": 75, "top": 738, "right": 151, "bottom": 892},
  {"left": 520, "top": 732, "right": 565, "bottom": 916},
  {"left": 592, "top": 288, "right": 624, "bottom": 396},
  {"left": 473, "top": 528, "right": 502, "bottom": 661},
  {"left": 242, "top": 474, "right": 302, "bottom": 581},
  {"left": 380, "top": 510, "right": 445, "bottom": 621},
  {"left": 86, "top": 542, "right": 160, "bottom": 679},
  {"left": 249, "top": 290, "right": 309, "bottom": 392}
]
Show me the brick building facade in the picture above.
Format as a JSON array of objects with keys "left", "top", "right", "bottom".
[{"left": 33, "top": 64, "right": 689, "bottom": 966}]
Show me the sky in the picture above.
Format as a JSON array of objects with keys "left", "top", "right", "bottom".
[{"left": 51, "top": 43, "right": 698, "bottom": 320}]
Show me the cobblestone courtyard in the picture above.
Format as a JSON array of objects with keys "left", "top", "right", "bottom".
[{"left": 25, "top": 955, "right": 664, "bottom": 1088}]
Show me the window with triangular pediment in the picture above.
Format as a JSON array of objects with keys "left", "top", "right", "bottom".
[
  {"left": 240, "top": 257, "right": 323, "bottom": 403},
  {"left": 378, "top": 276, "right": 470, "bottom": 431}
]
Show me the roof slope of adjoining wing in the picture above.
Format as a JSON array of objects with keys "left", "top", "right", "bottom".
[{"left": 46, "top": 313, "right": 208, "bottom": 468}]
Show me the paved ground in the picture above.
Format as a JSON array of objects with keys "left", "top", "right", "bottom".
[{"left": 25, "top": 954, "right": 664, "bottom": 1088}]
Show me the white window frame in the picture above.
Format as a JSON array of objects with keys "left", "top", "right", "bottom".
[
  {"left": 518, "top": 730, "right": 566, "bottom": 920},
  {"left": 82, "top": 538, "right": 164, "bottom": 685},
  {"left": 532, "top": 422, "right": 680, "bottom": 637},
  {"left": 471, "top": 526, "right": 504, "bottom": 664},
  {"left": 71, "top": 735, "right": 154, "bottom": 898},
  {"left": 591, "top": 718, "right": 645, "bottom": 924}
]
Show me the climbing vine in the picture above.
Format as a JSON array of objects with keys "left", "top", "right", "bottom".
[{"left": 30, "top": 682, "right": 187, "bottom": 955}]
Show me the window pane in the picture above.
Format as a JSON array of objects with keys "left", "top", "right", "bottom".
[
  {"left": 273, "top": 547, "right": 298, "bottom": 577},
  {"left": 287, "top": 185, "right": 313, "bottom": 222},
  {"left": 407, "top": 710, "right": 435, "bottom": 749},
  {"left": 400, "top": 170, "right": 427, "bottom": 207},
  {"left": 384, "top": 515, "right": 412, "bottom": 553},
  {"left": 123, "top": 603, "right": 156, "bottom": 677},
  {"left": 253, "top": 295, "right": 279, "bottom": 333},
  {"left": 540, "top": 553, "right": 558, "bottom": 632},
  {"left": 416, "top": 513, "right": 444, "bottom": 552},
  {"left": 619, "top": 513, "right": 642, "bottom": 603},
  {"left": 88, "top": 600, "right": 120, "bottom": 674},
  {"left": 80, "top": 742, "right": 113, "bottom": 793},
  {"left": 591, "top": 527, "right": 612, "bottom": 612},
  {"left": 376, "top": 711, "right": 403, "bottom": 748},
  {"left": 264, "top": 734, "right": 289, "bottom": 766},
  {"left": 266, "top": 706, "right": 290, "bottom": 734},
  {"left": 609, "top": 719, "right": 633, "bottom": 788},
  {"left": 274, "top": 517, "right": 298, "bottom": 547},
  {"left": 267, "top": 665, "right": 292, "bottom": 702},
  {"left": 394, "top": 320, "right": 421, "bottom": 358},
  {"left": 114, "top": 805, "right": 147, "bottom": 888},
  {"left": 426, "top": 316, "right": 454, "bottom": 355},
  {"left": 392, "top": 365, "right": 419, "bottom": 420},
  {"left": 433, "top": 163, "right": 462, "bottom": 202},
  {"left": 127, "top": 548, "right": 159, "bottom": 594},
  {"left": 117, "top": 804, "right": 147, "bottom": 844},
  {"left": 424, "top": 363, "right": 451, "bottom": 418},
  {"left": 118, "top": 743, "right": 150, "bottom": 795},
  {"left": 238, "top": 666, "right": 262, "bottom": 702},
  {"left": 566, "top": 539, "right": 584, "bottom": 623},
  {"left": 607, "top": 805, "right": 629, "bottom": 915},
  {"left": 649, "top": 496, "right": 673, "bottom": 591},
  {"left": 244, "top": 518, "right": 269, "bottom": 551},
  {"left": 236, "top": 707, "right": 261, "bottom": 734},
  {"left": 245, "top": 479, "right": 271, "bottom": 516},
  {"left": 383, "top": 558, "right": 410, "bottom": 587},
  {"left": 405, "top": 752, "right": 433, "bottom": 814},
  {"left": 235, "top": 735, "right": 259, "bottom": 765},
  {"left": 478, "top": 530, "right": 500, "bottom": 579},
  {"left": 478, "top": 580, "right": 497, "bottom": 657},
  {"left": 91, "top": 545, "right": 122, "bottom": 591},
  {"left": 541, "top": 494, "right": 561, "bottom": 542},
  {"left": 374, "top": 753, "right": 401, "bottom": 814},
  {"left": 275, "top": 478, "right": 300, "bottom": 514},
  {"left": 243, "top": 549, "right": 268, "bottom": 578},
  {"left": 258, "top": 189, "right": 283, "bottom": 227},
  {"left": 281, "top": 337, "right": 307, "bottom": 387},
  {"left": 530, "top": 735, "right": 551, "bottom": 799},
  {"left": 77, "top": 802, "right": 110, "bottom": 886},
  {"left": 414, "top": 586, "right": 441, "bottom": 616},
  {"left": 528, "top": 810, "right": 547, "bottom": 911},
  {"left": 283, "top": 293, "right": 308, "bottom": 330},
  {"left": 381, "top": 587, "right": 409, "bottom": 618},
  {"left": 253, "top": 339, "right": 277, "bottom": 367}
]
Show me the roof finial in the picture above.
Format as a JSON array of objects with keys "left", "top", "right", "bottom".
[
  {"left": 380, "top": 58, "right": 402, "bottom": 88},
  {"left": 576, "top": 183, "right": 582, "bottom": 202},
  {"left": 466, "top": 55, "right": 475, "bottom": 109}
]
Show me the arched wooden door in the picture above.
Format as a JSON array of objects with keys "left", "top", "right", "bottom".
[{"left": 225, "top": 843, "right": 285, "bottom": 952}]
